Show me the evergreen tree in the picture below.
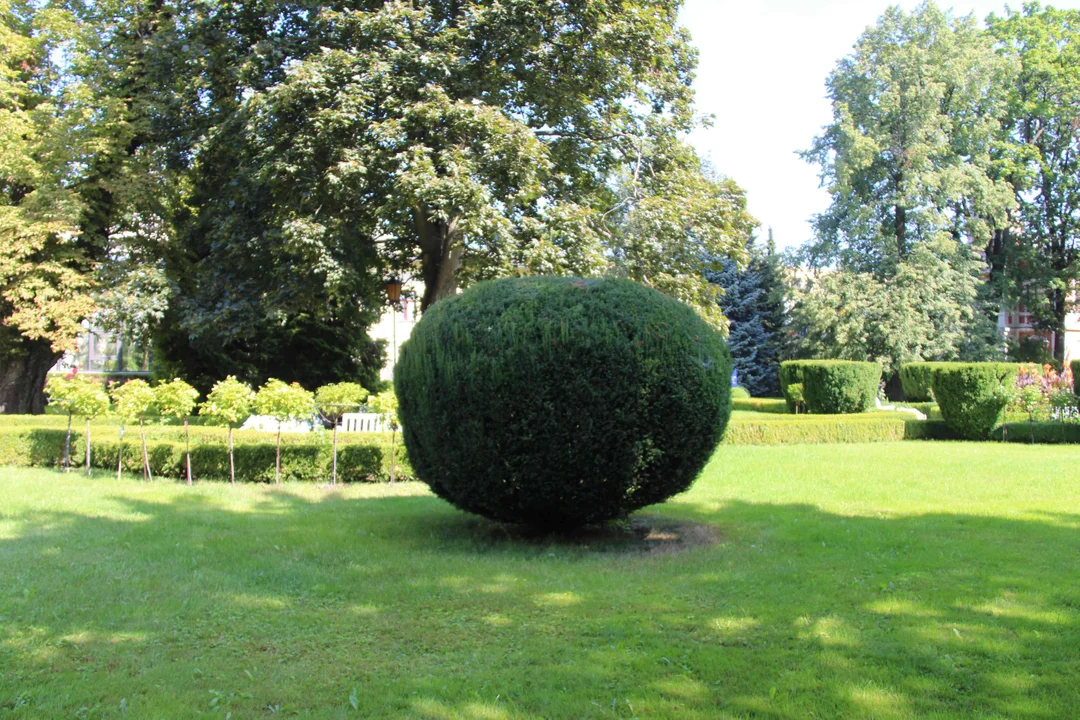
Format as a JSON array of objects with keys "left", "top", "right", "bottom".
[{"left": 709, "top": 237, "right": 784, "bottom": 397}]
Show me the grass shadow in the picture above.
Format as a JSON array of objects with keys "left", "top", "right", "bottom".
[{"left": 0, "top": 472, "right": 1077, "bottom": 718}]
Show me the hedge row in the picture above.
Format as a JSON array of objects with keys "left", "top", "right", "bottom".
[
  {"left": 801, "top": 361, "right": 881, "bottom": 414},
  {"left": 779, "top": 360, "right": 881, "bottom": 414},
  {"left": 899, "top": 362, "right": 955, "bottom": 402},
  {"left": 0, "top": 427, "right": 412, "bottom": 483},
  {"left": 779, "top": 361, "right": 812, "bottom": 412},
  {"left": 722, "top": 415, "right": 954, "bottom": 445},
  {"left": 931, "top": 363, "right": 1021, "bottom": 440},
  {"left": 1, "top": 418, "right": 371, "bottom": 447},
  {"left": 731, "top": 398, "right": 788, "bottom": 414}
]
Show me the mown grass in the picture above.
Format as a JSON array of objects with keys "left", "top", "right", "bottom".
[{"left": 1, "top": 442, "right": 1078, "bottom": 719}]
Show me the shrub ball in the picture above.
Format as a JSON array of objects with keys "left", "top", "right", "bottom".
[{"left": 394, "top": 277, "right": 733, "bottom": 529}]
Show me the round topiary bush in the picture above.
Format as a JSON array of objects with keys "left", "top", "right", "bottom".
[
  {"left": 731, "top": 386, "right": 751, "bottom": 399},
  {"left": 394, "top": 277, "right": 733, "bottom": 530}
]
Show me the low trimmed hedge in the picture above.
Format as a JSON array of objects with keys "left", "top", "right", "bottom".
[
  {"left": 993, "top": 421, "right": 1080, "bottom": 444},
  {"left": 801, "top": 361, "right": 882, "bottom": 414},
  {"left": 723, "top": 414, "right": 955, "bottom": 445},
  {"left": 931, "top": 363, "right": 1021, "bottom": 440},
  {"left": 0, "top": 426, "right": 412, "bottom": 482},
  {"left": 732, "top": 398, "right": 788, "bottom": 414},
  {"left": 899, "top": 362, "right": 954, "bottom": 402}
]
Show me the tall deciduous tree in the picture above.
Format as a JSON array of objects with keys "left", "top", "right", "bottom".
[
  {"left": 0, "top": 0, "right": 175, "bottom": 413},
  {"left": 162, "top": 0, "right": 752, "bottom": 351},
  {"left": 988, "top": 4, "right": 1080, "bottom": 364},
  {"left": 786, "top": 243, "right": 1001, "bottom": 375},
  {"left": 802, "top": 2, "right": 1016, "bottom": 274}
]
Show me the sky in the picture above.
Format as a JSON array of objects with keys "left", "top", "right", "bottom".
[{"left": 680, "top": 0, "right": 1080, "bottom": 251}]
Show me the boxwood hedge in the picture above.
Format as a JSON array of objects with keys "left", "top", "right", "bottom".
[
  {"left": 0, "top": 424, "right": 410, "bottom": 482},
  {"left": 930, "top": 363, "right": 1021, "bottom": 440},
  {"left": 779, "top": 361, "right": 814, "bottom": 412},
  {"left": 899, "top": 362, "right": 954, "bottom": 402},
  {"left": 395, "top": 277, "right": 732, "bottom": 530},
  {"left": 800, "top": 361, "right": 882, "bottom": 414}
]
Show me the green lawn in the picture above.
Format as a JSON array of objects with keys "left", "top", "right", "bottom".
[{"left": 1, "top": 443, "right": 1078, "bottom": 719}]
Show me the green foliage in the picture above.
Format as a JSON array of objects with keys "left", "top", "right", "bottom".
[
  {"left": 708, "top": 238, "right": 785, "bottom": 395},
  {"left": 800, "top": 361, "right": 882, "bottom": 415},
  {"left": 315, "top": 383, "right": 369, "bottom": 423},
  {"left": 732, "top": 398, "right": 788, "bottom": 414},
  {"left": 1073, "top": 361, "right": 1080, "bottom": 396},
  {"left": 931, "top": 363, "right": 1021, "bottom": 440},
  {"left": 395, "top": 277, "right": 732, "bottom": 529},
  {"left": 253, "top": 379, "right": 315, "bottom": 425},
  {"left": 802, "top": 3, "right": 1016, "bottom": 272},
  {"left": 779, "top": 361, "right": 814, "bottom": 412},
  {"left": 723, "top": 414, "right": 948, "bottom": 445},
  {"left": 899, "top": 362, "right": 955, "bottom": 402},
  {"left": 44, "top": 375, "right": 110, "bottom": 419},
  {"left": 0, "top": 425, "right": 410, "bottom": 482},
  {"left": 368, "top": 390, "right": 400, "bottom": 432},
  {"left": 199, "top": 377, "right": 255, "bottom": 428},
  {"left": 786, "top": 246, "right": 998, "bottom": 375},
  {"left": 731, "top": 386, "right": 751, "bottom": 399},
  {"left": 110, "top": 379, "right": 156, "bottom": 423},
  {"left": 987, "top": 6, "right": 1080, "bottom": 364},
  {"left": 153, "top": 379, "right": 199, "bottom": 421}
]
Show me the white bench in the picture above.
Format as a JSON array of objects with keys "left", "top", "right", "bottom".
[
  {"left": 239, "top": 415, "right": 314, "bottom": 433},
  {"left": 341, "top": 412, "right": 390, "bottom": 433}
]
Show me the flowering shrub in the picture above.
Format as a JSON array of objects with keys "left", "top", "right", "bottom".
[{"left": 1009, "top": 364, "right": 1078, "bottom": 424}]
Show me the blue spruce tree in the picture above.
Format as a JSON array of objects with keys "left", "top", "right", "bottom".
[{"left": 708, "top": 231, "right": 784, "bottom": 397}]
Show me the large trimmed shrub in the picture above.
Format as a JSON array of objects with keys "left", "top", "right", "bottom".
[
  {"left": 931, "top": 363, "right": 1020, "bottom": 440},
  {"left": 779, "top": 361, "right": 813, "bottom": 412},
  {"left": 899, "top": 362, "right": 953, "bottom": 401},
  {"left": 1072, "top": 360, "right": 1080, "bottom": 395},
  {"left": 394, "top": 277, "right": 733, "bottom": 530},
  {"left": 801, "top": 361, "right": 882, "bottom": 414}
]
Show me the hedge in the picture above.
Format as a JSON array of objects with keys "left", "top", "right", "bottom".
[
  {"left": 801, "top": 361, "right": 882, "bottom": 414},
  {"left": 0, "top": 426, "right": 411, "bottom": 482},
  {"left": 1072, "top": 360, "right": 1080, "bottom": 395},
  {"left": 931, "top": 363, "right": 1021, "bottom": 440},
  {"left": 779, "top": 361, "right": 814, "bottom": 412},
  {"left": 732, "top": 398, "right": 788, "bottom": 414},
  {"left": 993, "top": 421, "right": 1080, "bottom": 444},
  {"left": 899, "top": 362, "right": 954, "bottom": 402},
  {"left": 722, "top": 414, "right": 955, "bottom": 445},
  {"left": 395, "top": 276, "right": 731, "bottom": 529}
]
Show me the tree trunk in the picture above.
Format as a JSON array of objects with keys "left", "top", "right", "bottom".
[
  {"left": 332, "top": 422, "right": 338, "bottom": 486},
  {"left": 894, "top": 203, "right": 907, "bottom": 259},
  {"left": 140, "top": 418, "right": 153, "bottom": 482},
  {"left": 117, "top": 425, "right": 125, "bottom": 480},
  {"left": 85, "top": 418, "right": 92, "bottom": 476},
  {"left": 1052, "top": 287, "right": 1067, "bottom": 367},
  {"left": 228, "top": 426, "right": 235, "bottom": 485},
  {"left": 414, "top": 209, "right": 464, "bottom": 311},
  {"left": 390, "top": 428, "right": 397, "bottom": 484},
  {"left": 63, "top": 413, "right": 72, "bottom": 471},
  {"left": 0, "top": 337, "right": 59, "bottom": 414},
  {"left": 185, "top": 419, "right": 192, "bottom": 486},
  {"left": 275, "top": 425, "right": 282, "bottom": 485}
]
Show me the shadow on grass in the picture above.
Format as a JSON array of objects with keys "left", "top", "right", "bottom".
[{"left": 0, "top": 480, "right": 1078, "bottom": 718}]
